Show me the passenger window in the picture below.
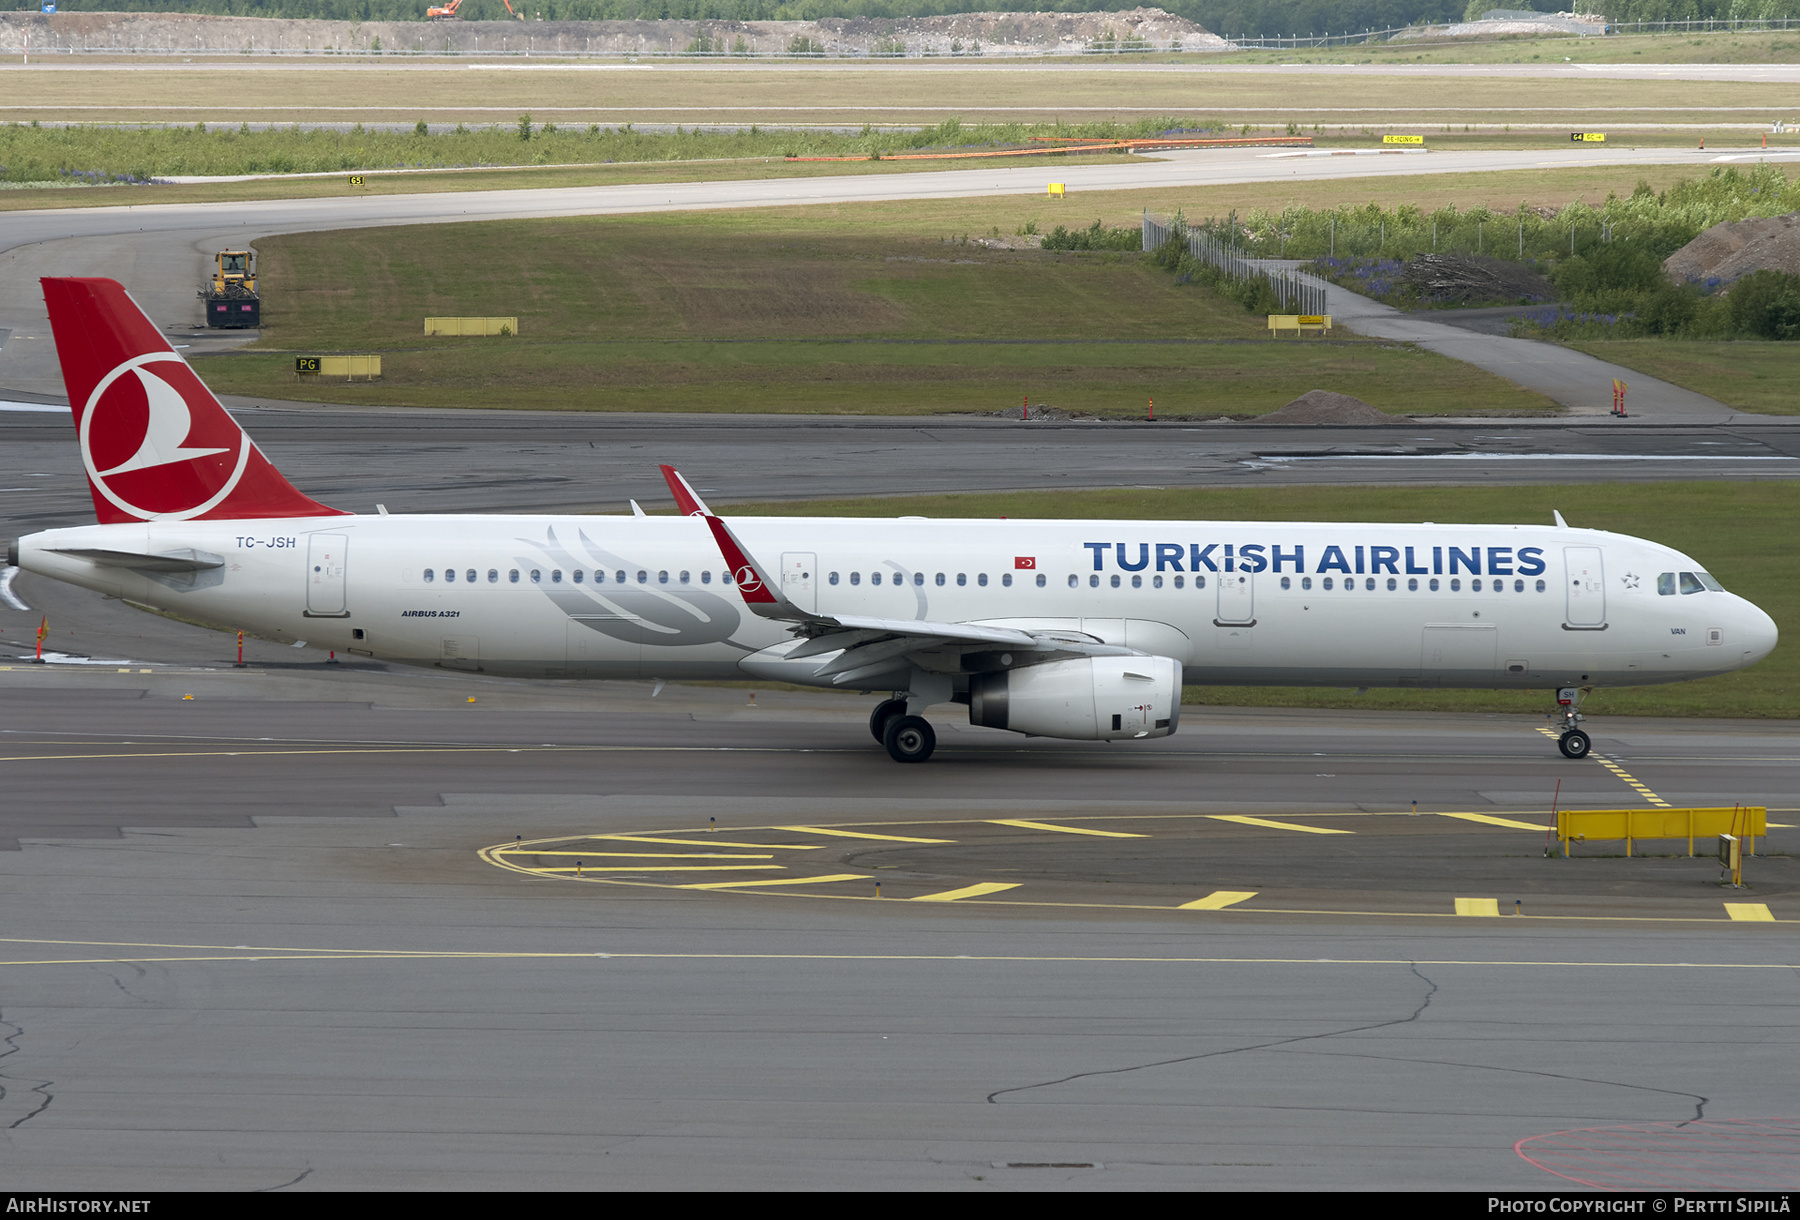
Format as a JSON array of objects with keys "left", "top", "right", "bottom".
[
  {"left": 1131, "top": 574, "right": 1142, "bottom": 588},
  {"left": 1280, "top": 576, "right": 1290, "bottom": 590},
  {"left": 722, "top": 571, "right": 733, "bottom": 585},
  {"left": 935, "top": 573, "right": 946, "bottom": 587},
  {"left": 701, "top": 571, "right": 712, "bottom": 585},
  {"left": 956, "top": 573, "right": 966, "bottom": 587},
  {"left": 1513, "top": 579, "right": 1524, "bottom": 592},
  {"left": 1110, "top": 575, "right": 1120, "bottom": 588},
  {"left": 849, "top": 571, "right": 860, "bottom": 586},
  {"left": 573, "top": 570, "right": 584, "bottom": 584},
  {"left": 680, "top": 571, "right": 690, "bottom": 584},
  {"left": 1322, "top": 577, "right": 1333, "bottom": 590},
  {"left": 1089, "top": 575, "right": 1100, "bottom": 588},
  {"left": 978, "top": 573, "right": 988, "bottom": 587},
  {"left": 1002, "top": 573, "right": 1012, "bottom": 587},
  {"left": 1450, "top": 579, "right": 1461, "bottom": 592},
  {"left": 424, "top": 568, "right": 436, "bottom": 583},
  {"left": 1153, "top": 575, "right": 1164, "bottom": 589},
  {"left": 1365, "top": 577, "right": 1376, "bottom": 591},
  {"left": 488, "top": 569, "right": 499, "bottom": 584},
  {"left": 552, "top": 570, "right": 563, "bottom": 583},
  {"left": 1680, "top": 572, "right": 1705, "bottom": 595},
  {"left": 658, "top": 571, "right": 669, "bottom": 584},
  {"left": 1036, "top": 573, "right": 1046, "bottom": 588},
  {"left": 1174, "top": 575, "right": 1184, "bottom": 589},
  {"left": 1386, "top": 577, "right": 1397, "bottom": 591},
  {"left": 829, "top": 572, "right": 839, "bottom": 585},
  {"left": 595, "top": 571, "right": 606, "bottom": 584},
  {"left": 1195, "top": 575, "right": 1207, "bottom": 590},
  {"left": 914, "top": 572, "right": 925, "bottom": 587},
  {"left": 616, "top": 570, "right": 627, "bottom": 585},
  {"left": 509, "top": 569, "right": 520, "bottom": 583},
  {"left": 1300, "top": 576, "right": 1311, "bottom": 590},
  {"left": 871, "top": 572, "right": 882, "bottom": 586},
  {"left": 1068, "top": 575, "right": 1078, "bottom": 588},
  {"left": 1536, "top": 579, "right": 1546, "bottom": 592},
  {"left": 637, "top": 571, "right": 648, "bottom": 584},
  {"left": 1407, "top": 578, "right": 1417, "bottom": 591},
  {"left": 530, "top": 570, "right": 541, "bottom": 584},
  {"left": 464, "top": 569, "right": 476, "bottom": 583},
  {"left": 1657, "top": 572, "right": 1676, "bottom": 596},
  {"left": 444, "top": 568, "right": 456, "bottom": 583},
  {"left": 1430, "top": 578, "right": 1440, "bottom": 591}
]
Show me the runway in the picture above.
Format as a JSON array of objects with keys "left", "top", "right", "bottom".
[{"left": 0, "top": 660, "right": 1793, "bottom": 1188}]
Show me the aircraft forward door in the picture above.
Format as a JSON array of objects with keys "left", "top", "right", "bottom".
[
  {"left": 781, "top": 552, "right": 817, "bottom": 614},
  {"left": 1565, "top": 546, "right": 1606, "bottom": 628},
  {"left": 305, "top": 533, "right": 348, "bottom": 616},
  {"left": 1215, "top": 568, "right": 1254, "bottom": 625}
]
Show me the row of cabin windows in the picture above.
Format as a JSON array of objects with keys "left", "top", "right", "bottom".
[
  {"left": 419, "top": 569, "right": 1553, "bottom": 594},
  {"left": 423, "top": 568, "right": 737, "bottom": 586},
  {"left": 1281, "top": 575, "right": 1550, "bottom": 593}
]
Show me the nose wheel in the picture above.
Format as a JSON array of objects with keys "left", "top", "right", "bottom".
[{"left": 1558, "top": 729, "right": 1591, "bottom": 759}]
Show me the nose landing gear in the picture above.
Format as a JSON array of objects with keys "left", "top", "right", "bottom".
[{"left": 1551, "top": 686, "right": 1592, "bottom": 760}]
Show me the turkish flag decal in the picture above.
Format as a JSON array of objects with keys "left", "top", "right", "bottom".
[{"left": 1014, "top": 556, "right": 1036, "bottom": 570}]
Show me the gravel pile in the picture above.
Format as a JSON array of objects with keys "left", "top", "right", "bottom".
[
  {"left": 1664, "top": 212, "right": 1800, "bottom": 286},
  {"left": 1261, "top": 390, "right": 1402, "bottom": 425}
]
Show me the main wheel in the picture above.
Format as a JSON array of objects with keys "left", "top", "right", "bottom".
[
  {"left": 882, "top": 714, "right": 936, "bottom": 764},
  {"left": 869, "top": 698, "right": 907, "bottom": 744},
  {"left": 1558, "top": 729, "right": 1591, "bottom": 759}
]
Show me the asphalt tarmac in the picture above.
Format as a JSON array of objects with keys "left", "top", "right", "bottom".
[{"left": 0, "top": 655, "right": 1793, "bottom": 1189}]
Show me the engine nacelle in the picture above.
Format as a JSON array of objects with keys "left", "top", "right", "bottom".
[{"left": 968, "top": 656, "right": 1183, "bottom": 741}]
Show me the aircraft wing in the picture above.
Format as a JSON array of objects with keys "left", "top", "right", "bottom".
[{"left": 694, "top": 495, "right": 1138, "bottom": 684}]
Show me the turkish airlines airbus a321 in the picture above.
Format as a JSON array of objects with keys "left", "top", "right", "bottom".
[{"left": 8, "top": 278, "right": 1780, "bottom": 762}]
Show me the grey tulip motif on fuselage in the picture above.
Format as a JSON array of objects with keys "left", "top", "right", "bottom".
[{"left": 519, "top": 526, "right": 749, "bottom": 649}]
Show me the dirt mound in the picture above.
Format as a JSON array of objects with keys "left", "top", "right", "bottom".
[
  {"left": 1663, "top": 212, "right": 1800, "bottom": 286},
  {"left": 1402, "top": 254, "right": 1556, "bottom": 306},
  {"left": 1262, "top": 390, "right": 1400, "bottom": 425}
]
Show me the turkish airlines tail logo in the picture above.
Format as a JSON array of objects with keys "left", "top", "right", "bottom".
[{"left": 42, "top": 277, "right": 346, "bottom": 524}]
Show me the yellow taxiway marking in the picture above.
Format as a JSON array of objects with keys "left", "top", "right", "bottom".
[
  {"left": 536, "top": 865, "right": 782, "bottom": 874},
  {"left": 678, "top": 874, "right": 866, "bottom": 891},
  {"left": 1437, "top": 812, "right": 1549, "bottom": 831},
  {"left": 1179, "top": 890, "right": 1259, "bottom": 911},
  {"left": 498, "top": 851, "right": 773, "bottom": 859},
  {"left": 988, "top": 819, "right": 1145, "bottom": 838},
  {"left": 1456, "top": 898, "right": 1501, "bottom": 917},
  {"left": 777, "top": 825, "right": 953, "bottom": 843},
  {"left": 1595, "top": 755, "right": 1672, "bottom": 808},
  {"left": 1209, "top": 814, "right": 1353, "bottom": 835},
  {"left": 1726, "top": 903, "right": 1775, "bottom": 922},
  {"left": 913, "top": 882, "right": 1022, "bottom": 902},
  {"left": 587, "top": 835, "right": 824, "bottom": 850}
]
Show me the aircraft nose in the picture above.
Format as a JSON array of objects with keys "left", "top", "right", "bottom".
[{"left": 1735, "top": 597, "right": 1779, "bottom": 668}]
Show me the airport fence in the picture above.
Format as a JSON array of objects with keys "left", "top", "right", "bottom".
[{"left": 1142, "top": 211, "right": 1328, "bottom": 316}]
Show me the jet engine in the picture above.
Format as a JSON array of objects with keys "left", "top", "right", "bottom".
[{"left": 968, "top": 655, "right": 1182, "bottom": 741}]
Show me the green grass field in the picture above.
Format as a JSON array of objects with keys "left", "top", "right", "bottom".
[
  {"left": 712, "top": 482, "right": 1797, "bottom": 719},
  {"left": 192, "top": 209, "right": 1555, "bottom": 417},
  {"left": 1566, "top": 341, "right": 1800, "bottom": 415}
]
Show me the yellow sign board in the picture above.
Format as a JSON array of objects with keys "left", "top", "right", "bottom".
[
  {"left": 1570, "top": 132, "right": 1607, "bottom": 143},
  {"left": 1048, "top": 182, "right": 1066, "bottom": 198},
  {"left": 349, "top": 174, "right": 366, "bottom": 185},
  {"left": 1382, "top": 134, "right": 1424, "bottom": 145},
  {"left": 1297, "top": 315, "right": 1325, "bottom": 326}
]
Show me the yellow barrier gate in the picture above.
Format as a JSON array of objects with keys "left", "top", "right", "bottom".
[
  {"left": 1557, "top": 807, "right": 1765, "bottom": 857},
  {"left": 424, "top": 316, "right": 518, "bottom": 336},
  {"left": 1268, "top": 314, "right": 1332, "bottom": 337},
  {"left": 295, "top": 355, "right": 381, "bottom": 381}
]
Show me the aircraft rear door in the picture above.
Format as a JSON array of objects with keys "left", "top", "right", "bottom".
[{"left": 306, "top": 533, "right": 348, "bottom": 616}]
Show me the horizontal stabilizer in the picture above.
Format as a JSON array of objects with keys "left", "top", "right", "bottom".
[{"left": 50, "top": 546, "right": 225, "bottom": 573}]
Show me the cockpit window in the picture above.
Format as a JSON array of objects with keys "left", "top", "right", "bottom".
[
  {"left": 1695, "top": 571, "right": 1723, "bottom": 592},
  {"left": 1657, "top": 573, "right": 1676, "bottom": 596},
  {"left": 1679, "top": 571, "right": 1706, "bottom": 595}
]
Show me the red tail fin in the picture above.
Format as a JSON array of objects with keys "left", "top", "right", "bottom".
[{"left": 41, "top": 277, "right": 346, "bottom": 524}]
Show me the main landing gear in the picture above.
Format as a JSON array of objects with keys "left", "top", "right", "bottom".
[
  {"left": 1551, "top": 686, "right": 1592, "bottom": 760},
  {"left": 871, "top": 697, "right": 936, "bottom": 763}
]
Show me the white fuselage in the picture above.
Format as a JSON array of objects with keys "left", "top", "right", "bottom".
[{"left": 14, "top": 514, "right": 1778, "bottom": 693}]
